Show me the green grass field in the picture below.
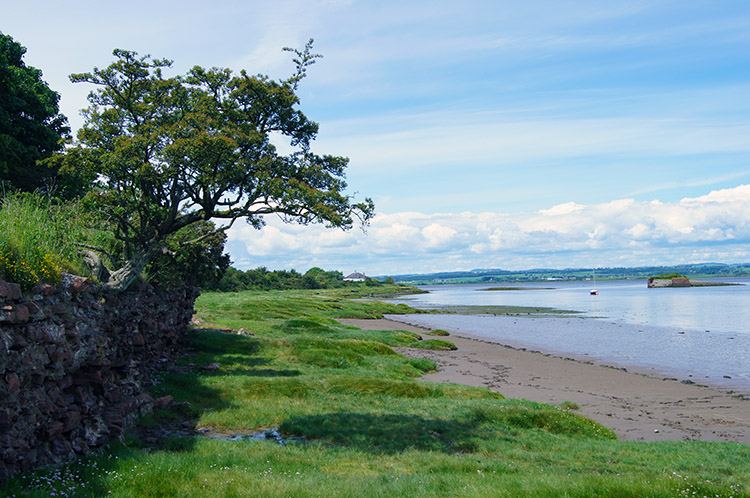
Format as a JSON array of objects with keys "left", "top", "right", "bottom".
[{"left": 2, "top": 286, "right": 749, "bottom": 497}]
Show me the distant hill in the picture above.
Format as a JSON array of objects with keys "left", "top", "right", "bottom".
[{"left": 380, "top": 263, "right": 750, "bottom": 285}]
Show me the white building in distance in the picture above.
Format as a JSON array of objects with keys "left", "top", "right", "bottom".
[{"left": 343, "top": 271, "right": 367, "bottom": 282}]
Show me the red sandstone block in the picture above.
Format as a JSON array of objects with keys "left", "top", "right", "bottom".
[
  {"left": 5, "top": 373, "right": 20, "bottom": 395},
  {"left": 0, "top": 279, "right": 22, "bottom": 300}
]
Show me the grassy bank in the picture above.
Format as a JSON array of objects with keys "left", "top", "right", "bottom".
[
  {"left": 0, "top": 193, "right": 112, "bottom": 289},
  {"left": 3, "top": 286, "right": 749, "bottom": 497}
]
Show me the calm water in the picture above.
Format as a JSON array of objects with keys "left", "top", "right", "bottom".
[{"left": 387, "top": 278, "right": 750, "bottom": 391}]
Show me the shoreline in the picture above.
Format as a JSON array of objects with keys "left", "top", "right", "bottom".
[
  {"left": 338, "top": 317, "right": 750, "bottom": 443},
  {"left": 385, "top": 312, "right": 750, "bottom": 393}
]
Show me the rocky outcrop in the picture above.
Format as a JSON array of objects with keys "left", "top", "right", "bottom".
[
  {"left": 0, "top": 275, "right": 198, "bottom": 480},
  {"left": 647, "top": 277, "right": 692, "bottom": 288}
]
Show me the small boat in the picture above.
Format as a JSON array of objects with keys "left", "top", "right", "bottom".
[{"left": 590, "top": 269, "right": 598, "bottom": 295}]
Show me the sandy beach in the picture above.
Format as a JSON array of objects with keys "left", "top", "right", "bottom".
[{"left": 338, "top": 317, "right": 750, "bottom": 443}]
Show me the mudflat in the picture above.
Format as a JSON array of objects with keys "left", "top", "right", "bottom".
[{"left": 338, "top": 317, "right": 750, "bottom": 443}]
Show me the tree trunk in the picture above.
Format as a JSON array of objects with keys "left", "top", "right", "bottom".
[
  {"left": 81, "top": 249, "right": 111, "bottom": 283},
  {"left": 103, "top": 249, "right": 153, "bottom": 291}
]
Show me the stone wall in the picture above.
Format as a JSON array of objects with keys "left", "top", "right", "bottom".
[{"left": 0, "top": 275, "right": 199, "bottom": 480}]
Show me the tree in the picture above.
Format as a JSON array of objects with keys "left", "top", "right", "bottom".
[
  {"left": 0, "top": 32, "right": 69, "bottom": 192},
  {"left": 59, "top": 41, "right": 373, "bottom": 290},
  {"left": 145, "top": 220, "right": 231, "bottom": 288}
]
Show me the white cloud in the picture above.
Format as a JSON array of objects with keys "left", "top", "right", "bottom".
[{"left": 225, "top": 184, "right": 750, "bottom": 274}]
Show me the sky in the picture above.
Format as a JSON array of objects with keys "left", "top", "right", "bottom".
[{"left": 5, "top": 0, "right": 750, "bottom": 275}]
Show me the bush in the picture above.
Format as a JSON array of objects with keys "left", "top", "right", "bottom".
[{"left": 0, "top": 248, "right": 60, "bottom": 289}]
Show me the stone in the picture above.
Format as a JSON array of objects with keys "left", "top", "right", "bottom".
[
  {"left": 67, "top": 278, "right": 91, "bottom": 294},
  {"left": 8, "top": 333, "right": 28, "bottom": 350},
  {"left": 36, "top": 283, "right": 57, "bottom": 296},
  {"left": 48, "top": 304, "right": 67, "bottom": 316},
  {"left": 9, "top": 305, "right": 30, "bottom": 324},
  {"left": 0, "top": 409, "right": 10, "bottom": 431},
  {"left": 0, "top": 282, "right": 198, "bottom": 479},
  {"left": 71, "top": 438, "right": 88, "bottom": 454},
  {"left": 0, "top": 279, "right": 22, "bottom": 300},
  {"left": 73, "top": 369, "right": 103, "bottom": 386},
  {"left": 154, "top": 395, "right": 174, "bottom": 409},
  {"left": 46, "top": 421, "right": 65, "bottom": 439},
  {"left": 23, "top": 301, "right": 44, "bottom": 320},
  {"left": 63, "top": 411, "right": 81, "bottom": 432},
  {"left": 51, "top": 438, "right": 72, "bottom": 455},
  {"left": 5, "top": 373, "right": 20, "bottom": 395}
]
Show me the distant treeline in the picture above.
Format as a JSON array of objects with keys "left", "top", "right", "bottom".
[
  {"left": 204, "top": 266, "right": 387, "bottom": 292},
  {"left": 389, "top": 262, "right": 750, "bottom": 285}
]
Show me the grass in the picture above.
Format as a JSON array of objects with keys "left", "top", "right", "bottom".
[
  {"left": 650, "top": 273, "right": 687, "bottom": 280},
  {"left": 3, "top": 287, "right": 749, "bottom": 497},
  {"left": 432, "top": 304, "right": 581, "bottom": 316},
  {"left": 425, "top": 328, "right": 450, "bottom": 336},
  {"left": 0, "top": 193, "right": 113, "bottom": 289}
]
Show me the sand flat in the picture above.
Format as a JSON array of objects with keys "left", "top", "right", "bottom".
[{"left": 338, "top": 317, "right": 750, "bottom": 443}]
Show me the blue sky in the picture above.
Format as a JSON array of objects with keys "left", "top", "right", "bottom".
[{"left": 5, "top": 1, "right": 750, "bottom": 275}]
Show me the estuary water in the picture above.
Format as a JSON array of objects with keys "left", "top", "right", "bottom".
[{"left": 386, "top": 278, "right": 750, "bottom": 391}]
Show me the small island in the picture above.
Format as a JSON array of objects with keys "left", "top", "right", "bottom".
[{"left": 647, "top": 273, "right": 737, "bottom": 288}]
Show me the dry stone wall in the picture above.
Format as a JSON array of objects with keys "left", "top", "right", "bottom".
[{"left": 0, "top": 274, "right": 199, "bottom": 480}]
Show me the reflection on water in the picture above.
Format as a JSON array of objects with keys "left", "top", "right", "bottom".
[{"left": 387, "top": 278, "right": 750, "bottom": 392}]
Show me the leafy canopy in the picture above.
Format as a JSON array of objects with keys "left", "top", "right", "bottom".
[
  {"left": 60, "top": 41, "right": 373, "bottom": 290},
  {"left": 0, "top": 32, "right": 69, "bottom": 192}
]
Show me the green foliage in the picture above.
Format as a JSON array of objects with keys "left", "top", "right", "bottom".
[
  {"left": 0, "top": 247, "right": 59, "bottom": 290},
  {"left": 326, "top": 377, "right": 444, "bottom": 398},
  {"left": 210, "top": 266, "right": 348, "bottom": 292},
  {"left": 57, "top": 41, "right": 373, "bottom": 290},
  {"left": 0, "top": 32, "right": 70, "bottom": 193},
  {"left": 145, "top": 220, "right": 230, "bottom": 288},
  {"left": 467, "top": 402, "right": 615, "bottom": 439},
  {"left": 407, "top": 357, "right": 438, "bottom": 373},
  {"left": 650, "top": 273, "right": 686, "bottom": 280},
  {"left": 364, "top": 276, "right": 383, "bottom": 287},
  {"left": 0, "top": 193, "right": 113, "bottom": 289},
  {"left": 409, "top": 339, "right": 457, "bottom": 350},
  {"left": 560, "top": 401, "right": 581, "bottom": 411},
  {"left": 427, "top": 329, "right": 450, "bottom": 336}
]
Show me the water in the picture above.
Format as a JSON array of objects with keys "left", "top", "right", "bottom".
[{"left": 386, "top": 278, "right": 750, "bottom": 392}]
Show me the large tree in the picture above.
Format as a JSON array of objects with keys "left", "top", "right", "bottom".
[
  {"left": 60, "top": 41, "right": 373, "bottom": 290},
  {"left": 0, "top": 32, "right": 69, "bottom": 192}
]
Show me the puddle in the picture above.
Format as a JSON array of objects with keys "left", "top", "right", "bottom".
[{"left": 199, "top": 428, "right": 305, "bottom": 445}]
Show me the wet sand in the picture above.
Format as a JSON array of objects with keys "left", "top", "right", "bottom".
[{"left": 337, "top": 317, "right": 750, "bottom": 443}]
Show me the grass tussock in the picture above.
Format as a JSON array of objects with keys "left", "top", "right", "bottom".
[
  {"left": 408, "top": 338, "right": 457, "bottom": 350},
  {"left": 426, "top": 328, "right": 450, "bottom": 336},
  {"left": 3, "top": 287, "right": 750, "bottom": 497}
]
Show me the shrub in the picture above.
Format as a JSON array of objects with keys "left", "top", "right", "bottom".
[{"left": 0, "top": 248, "right": 60, "bottom": 289}]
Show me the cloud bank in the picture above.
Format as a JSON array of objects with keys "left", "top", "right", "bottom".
[{"left": 226, "top": 184, "right": 750, "bottom": 274}]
